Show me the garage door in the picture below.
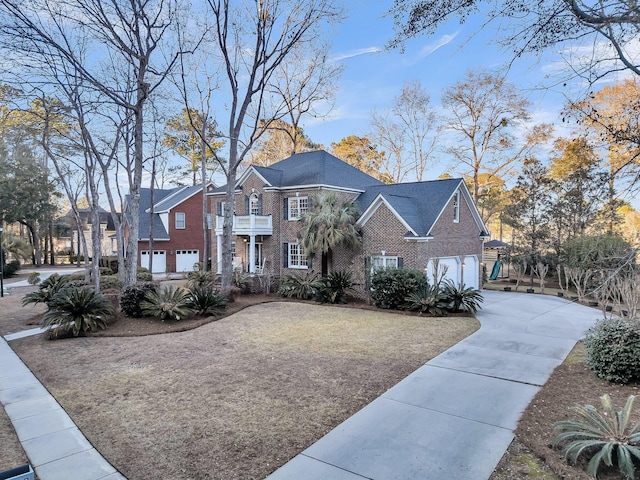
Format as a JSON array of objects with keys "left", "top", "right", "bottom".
[
  {"left": 427, "top": 257, "right": 460, "bottom": 286},
  {"left": 176, "top": 250, "right": 200, "bottom": 272},
  {"left": 462, "top": 255, "right": 479, "bottom": 289},
  {"left": 140, "top": 250, "right": 166, "bottom": 273}
]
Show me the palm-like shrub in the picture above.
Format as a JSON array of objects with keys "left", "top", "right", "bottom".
[
  {"left": 41, "top": 287, "right": 113, "bottom": 338},
  {"left": 553, "top": 394, "right": 640, "bottom": 479},
  {"left": 406, "top": 284, "right": 449, "bottom": 316},
  {"left": 22, "top": 273, "right": 72, "bottom": 308},
  {"left": 278, "top": 271, "right": 320, "bottom": 299},
  {"left": 314, "top": 270, "right": 354, "bottom": 304},
  {"left": 140, "top": 286, "right": 193, "bottom": 321},
  {"left": 441, "top": 280, "right": 484, "bottom": 313},
  {"left": 188, "top": 286, "right": 227, "bottom": 316}
]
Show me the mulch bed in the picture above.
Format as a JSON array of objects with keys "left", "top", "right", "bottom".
[{"left": 491, "top": 347, "right": 640, "bottom": 480}]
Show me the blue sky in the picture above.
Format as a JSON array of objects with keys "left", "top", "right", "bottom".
[{"left": 301, "top": 0, "right": 616, "bottom": 180}]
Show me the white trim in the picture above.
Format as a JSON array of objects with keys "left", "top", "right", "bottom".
[
  {"left": 426, "top": 181, "right": 488, "bottom": 237},
  {"left": 453, "top": 191, "right": 460, "bottom": 223},
  {"left": 287, "top": 196, "right": 309, "bottom": 220},
  {"left": 288, "top": 242, "right": 308, "bottom": 269},
  {"left": 175, "top": 212, "right": 186, "bottom": 229},
  {"left": 263, "top": 184, "right": 366, "bottom": 194},
  {"left": 356, "top": 194, "right": 417, "bottom": 236},
  {"left": 236, "top": 166, "right": 272, "bottom": 189}
]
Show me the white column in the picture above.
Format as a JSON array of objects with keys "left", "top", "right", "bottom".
[
  {"left": 249, "top": 235, "right": 256, "bottom": 274},
  {"left": 216, "top": 234, "right": 223, "bottom": 274}
]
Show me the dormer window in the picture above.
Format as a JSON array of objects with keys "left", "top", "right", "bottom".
[{"left": 453, "top": 191, "right": 460, "bottom": 223}]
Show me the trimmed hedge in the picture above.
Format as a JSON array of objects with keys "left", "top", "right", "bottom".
[
  {"left": 370, "top": 268, "right": 427, "bottom": 310},
  {"left": 585, "top": 318, "right": 640, "bottom": 384}
]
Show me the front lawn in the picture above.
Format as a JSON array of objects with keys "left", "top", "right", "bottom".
[{"left": 9, "top": 300, "right": 477, "bottom": 479}]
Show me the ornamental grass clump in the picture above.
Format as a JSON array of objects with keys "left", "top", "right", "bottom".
[{"left": 553, "top": 394, "right": 640, "bottom": 479}]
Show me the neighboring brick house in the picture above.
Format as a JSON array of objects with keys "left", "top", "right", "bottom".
[
  {"left": 210, "top": 150, "right": 489, "bottom": 294},
  {"left": 124, "top": 184, "right": 213, "bottom": 273}
]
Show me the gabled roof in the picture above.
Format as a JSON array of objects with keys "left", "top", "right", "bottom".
[
  {"left": 151, "top": 184, "right": 204, "bottom": 213},
  {"left": 356, "top": 179, "right": 488, "bottom": 238},
  {"left": 211, "top": 150, "right": 385, "bottom": 194}
]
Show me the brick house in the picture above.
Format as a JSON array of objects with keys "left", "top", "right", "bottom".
[
  {"left": 210, "top": 150, "right": 489, "bottom": 294},
  {"left": 124, "top": 184, "right": 213, "bottom": 273}
]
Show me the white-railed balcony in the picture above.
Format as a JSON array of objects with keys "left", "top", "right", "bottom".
[{"left": 215, "top": 214, "right": 273, "bottom": 236}]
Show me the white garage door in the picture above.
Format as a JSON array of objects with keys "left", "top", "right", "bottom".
[
  {"left": 176, "top": 250, "right": 200, "bottom": 272},
  {"left": 140, "top": 250, "right": 166, "bottom": 273},
  {"left": 463, "top": 255, "right": 479, "bottom": 289},
  {"left": 427, "top": 257, "right": 460, "bottom": 287}
]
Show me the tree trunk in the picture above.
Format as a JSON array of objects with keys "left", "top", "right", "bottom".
[{"left": 201, "top": 132, "right": 209, "bottom": 272}]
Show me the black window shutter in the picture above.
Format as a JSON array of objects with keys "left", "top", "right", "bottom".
[
  {"left": 283, "top": 198, "right": 288, "bottom": 220},
  {"left": 217, "top": 202, "right": 222, "bottom": 216},
  {"left": 307, "top": 255, "right": 312, "bottom": 270},
  {"left": 245, "top": 195, "right": 250, "bottom": 214},
  {"left": 258, "top": 194, "right": 263, "bottom": 215},
  {"left": 364, "top": 256, "right": 371, "bottom": 291},
  {"left": 283, "top": 243, "right": 289, "bottom": 268},
  {"left": 308, "top": 197, "right": 313, "bottom": 212},
  {"left": 398, "top": 257, "right": 404, "bottom": 269}
]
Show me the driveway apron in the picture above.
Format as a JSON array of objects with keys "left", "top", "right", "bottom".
[{"left": 267, "top": 290, "right": 599, "bottom": 480}]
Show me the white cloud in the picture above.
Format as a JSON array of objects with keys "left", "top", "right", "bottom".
[
  {"left": 418, "top": 33, "right": 458, "bottom": 59},
  {"left": 332, "top": 47, "right": 383, "bottom": 62}
]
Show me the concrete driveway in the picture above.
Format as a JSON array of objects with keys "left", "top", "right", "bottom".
[{"left": 267, "top": 290, "right": 600, "bottom": 480}]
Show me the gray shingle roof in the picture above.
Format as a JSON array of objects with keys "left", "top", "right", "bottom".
[
  {"left": 126, "top": 187, "right": 183, "bottom": 240},
  {"left": 356, "top": 179, "right": 463, "bottom": 237},
  {"left": 153, "top": 184, "right": 202, "bottom": 212}
]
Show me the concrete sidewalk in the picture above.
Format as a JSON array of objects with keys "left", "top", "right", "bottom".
[
  {"left": 267, "top": 290, "right": 600, "bottom": 480},
  {"left": 0, "top": 335, "right": 126, "bottom": 480}
]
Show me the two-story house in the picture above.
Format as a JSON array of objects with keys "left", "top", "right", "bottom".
[
  {"left": 124, "top": 184, "right": 213, "bottom": 273},
  {"left": 210, "top": 150, "right": 488, "bottom": 294}
]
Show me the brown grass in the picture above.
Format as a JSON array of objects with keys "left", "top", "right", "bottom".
[{"left": 8, "top": 300, "right": 478, "bottom": 480}]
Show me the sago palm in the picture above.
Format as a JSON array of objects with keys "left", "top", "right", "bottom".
[
  {"left": 140, "top": 286, "right": 193, "bottom": 321},
  {"left": 553, "top": 394, "right": 640, "bottom": 479},
  {"left": 41, "top": 287, "right": 113, "bottom": 338}
]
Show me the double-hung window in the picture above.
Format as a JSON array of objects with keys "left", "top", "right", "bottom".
[
  {"left": 249, "top": 193, "right": 260, "bottom": 215},
  {"left": 288, "top": 242, "right": 308, "bottom": 268},
  {"left": 287, "top": 196, "right": 308, "bottom": 220},
  {"left": 175, "top": 212, "right": 186, "bottom": 229},
  {"left": 371, "top": 255, "right": 399, "bottom": 273}
]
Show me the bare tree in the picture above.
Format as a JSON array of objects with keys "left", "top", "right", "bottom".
[
  {"left": 268, "top": 42, "right": 343, "bottom": 156},
  {"left": 441, "top": 70, "right": 552, "bottom": 202},
  {"left": 390, "top": 0, "right": 640, "bottom": 81},
  {"left": 0, "top": 0, "right": 188, "bottom": 286},
  {"left": 203, "top": 0, "right": 342, "bottom": 292},
  {"left": 371, "top": 80, "right": 438, "bottom": 182}
]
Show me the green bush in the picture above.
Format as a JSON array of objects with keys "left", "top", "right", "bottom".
[
  {"left": 136, "top": 267, "right": 153, "bottom": 282},
  {"left": 314, "top": 270, "right": 354, "bottom": 304},
  {"left": 186, "top": 269, "right": 215, "bottom": 290},
  {"left": 100, "top": 275, "right": 121, "bottom": 290},
  {"left": 120, "top": 282, "right": 157, "bottom": 318},
  {"left": 140, "top": 286, "right": 192, "bottom": 321},
  {"left": 584, "top": 318, "right": 640, "bottom": 384},
  {"left": 41, "top": 287, "right": 113, "bottom": 338},
  {"left": 188, "top": 285, "right": 227, "bottom": 316},
  {"left": 553, "top": 394, "right": 640, "bottom": 479},
  {"left": 370, "top": 268, "right": 427, "bottom": 310},
  {"left": 278, "top": 271, "right": 320, "bottom": 299},
  {"left": 27, "top": 272, "right": 40, "bottom": 285},
  {"left": 3, "top": 260, "right": 20, "bottom": 277},
  {"left": 22, "top": 273, "right": 72, "bottom": 308},
  {"left": 441, "top": 280, "right": 484, "bottom": 314},
  {"left": 406, "top": 284, "right": 449, "bottom": 316},
  {"left": 98, "top": 267, "right": 113, "bottom": 276}
]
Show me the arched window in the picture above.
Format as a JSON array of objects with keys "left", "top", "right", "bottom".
[{"left": 249, "top": 192, "right": 260, "bottom": 215}]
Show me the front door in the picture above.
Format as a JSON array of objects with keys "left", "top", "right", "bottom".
[{"left": 245, "top": 242, "right": 263, "bottom": 272}]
